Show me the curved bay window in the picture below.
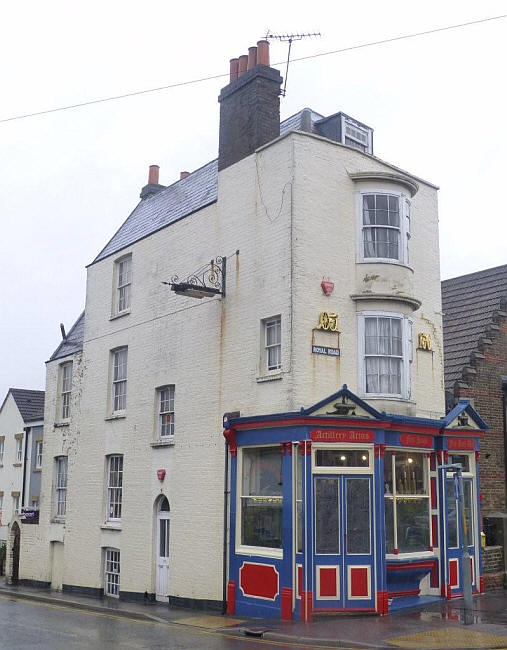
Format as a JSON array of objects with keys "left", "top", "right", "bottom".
[
  {"left": 240, "top": 447, "right": 282, "bottom": 551},
  {"left": 384, "top": 451, "right": 430, "bottom": 554}
]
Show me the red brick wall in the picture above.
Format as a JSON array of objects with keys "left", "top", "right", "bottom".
[{"left": 455, "top": 322, "right": 507, "bottom": 516}]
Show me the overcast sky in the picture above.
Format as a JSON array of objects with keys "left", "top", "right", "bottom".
[{"left": 1, "top": 0, "right": 506, "bottom": 400}]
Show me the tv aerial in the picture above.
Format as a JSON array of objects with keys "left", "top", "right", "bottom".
[{"left": 264, "top": 31, "right": 321, "bottom": 96}]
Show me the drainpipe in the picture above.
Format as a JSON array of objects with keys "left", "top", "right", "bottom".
[
  {"left": 21, "top": 427, "right": 30, "bottom": 509},
  {"left": 222, "top": 440, "right": 229, "bottom": 614}
]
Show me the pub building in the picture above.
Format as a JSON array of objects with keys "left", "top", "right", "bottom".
[{"left": 223, "top": 386, "right": 486, "bottom": 620}]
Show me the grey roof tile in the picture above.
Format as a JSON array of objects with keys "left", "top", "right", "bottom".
[
  {"left": 50, "top": 311, "right": 85, "bottom": 361},
  {"left": 442, "top": 265, "right": 507, "bottom": 390},
  {"left": 9, "top": 389, "right": 45, "bottom": 422}
]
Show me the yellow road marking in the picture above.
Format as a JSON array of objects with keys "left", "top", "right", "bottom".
[
  {"left": 0, "top": 593, "right": 368, "bottom": 649},
  {"left": 388, "top": 626, "right": 507, "bottom": 649}
]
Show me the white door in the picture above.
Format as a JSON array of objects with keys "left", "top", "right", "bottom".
[{"left": 156, "top": 512, "right": 170, "bottom": 601}]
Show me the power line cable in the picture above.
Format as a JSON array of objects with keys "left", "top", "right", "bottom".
[{"left": 1, "top": 13, "right": 505, "bottom": 124}]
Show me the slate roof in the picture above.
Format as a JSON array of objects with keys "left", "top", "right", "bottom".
[
  {"left": 92, "top": 110, "right": 325, "bottom": 265},
  {"left": 9, "top": 389, "right": 45, "bottom": 423},
  {"left": 50, "top": 311, "right": 85, "bottom": 362},
  {"left": 442, "top": 265, "right": 507, "bottom": 391}
]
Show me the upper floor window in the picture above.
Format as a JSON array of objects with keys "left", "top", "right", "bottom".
[
  {"left": 158, "top": 386, "right": 175, "bottom": 439},
  {"left": 60, "top": 361, "right": 73, "bottom": 420},
  {"left": 12, "top": 494, "right": 20, "bottom": 516},
  {"left": 359, "top": 312, "right": 412, "bottom": 399},
  {"left": 0, "top": 438, "right": 4, "bottom": 464},
  {"left": 112, "top": 348, "right": 128, "bottom": 413},
  {"left": 343, "top": 117, "right": 372, "bottom": 154},
  {"left": 114, "top": 255, "right": 132, "bottom": 314},
  {"left": 264, "top": 316, "right": 281, "bottom": 372},
  {"left": 55, "top": 456, "right": 68, "bottom": 518},
  {"left": 15, "top": 437, "right": 23, "bottom": 463},
  {"left": 107, "top": 455, "right": 123, "bottom": 521},
  {"left": 359, "top": 192, "right": 410, "bottom": 264},
  {"left": 35, "top": 441, "right": 43, "bottom": 469},
  {"left": 0, "top": 493, "right": 3, "bottom": 513}
]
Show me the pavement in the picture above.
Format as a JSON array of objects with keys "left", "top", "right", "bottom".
[{"left": 1, "top": 579, "right": 507, "bottom": 649}]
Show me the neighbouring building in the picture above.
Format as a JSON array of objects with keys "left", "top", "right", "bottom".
[
  {"left": 442, "top": 264, "right": 507, "bottom": 590},
  {"left": 0, "top": 388, "right": 44, "bottom": 578},
  {"left": 16, "top": 40, "right": 487, "bottom": 618}
]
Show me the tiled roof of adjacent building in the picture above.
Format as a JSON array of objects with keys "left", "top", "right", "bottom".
[
  {"left": 50, "top": 311, "right": 85, "bottom": 361},
  {"left": 9, "top": 389, "right": 45, "bottom": 422},
  {"left": 442, "top": 264, "right": 507, "bottom": 391},
  {"left": 92, "top": 110, "right": 324, "bottom": 265}
]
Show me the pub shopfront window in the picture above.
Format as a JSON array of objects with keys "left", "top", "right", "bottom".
[
  {"left": 240, "top": 446, "right": 282, "bottom": 551},
  {"left": 384, "top": 451, "right": 430, "bottom": 553}
]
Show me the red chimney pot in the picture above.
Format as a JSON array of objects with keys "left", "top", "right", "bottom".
[
  {"left": 238, "top": 54, "right": 248, "bottom": 76},
  {"left": 229, "top": 58, "right": 239, "bottom": 82},
  {"left": 247, "top": 46, "right": 257, "bottom": 70},
  {"left": 257, "top": 40, "right": 270, "bottom": 66},
  {"left": 148, "top": 165, "right": 159, "bottom": 185}
]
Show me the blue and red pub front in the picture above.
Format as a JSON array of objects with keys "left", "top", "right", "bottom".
[{"left": 223, "top": 387, "right": 487, "bottom": 620}]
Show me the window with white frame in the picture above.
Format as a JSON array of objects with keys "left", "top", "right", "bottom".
[
  {"left": 240, "top": 446, "right": 283, "bottom": 550},
  {"left": 31, "top": 498, "right": 39, "bottom": 509},
  {"left": 343, "top": 116, "right": 372, "bottom": 154},
  {"left": 15, "top": 437, "right": 23, "bottom": 463},
  {"left": 359, "top": 312, "right": 412, "bottom": 398},
  {"left": 0, "top": 493, "right": 3, "bottom": 514},
  {"left": 12, "top": 494, "right": 20, "bottom": 516},
  {"left": 60, "top": 361, "right": 73, "bottom": 420},
  {"left": 35, "top": 441, "right": 43, "bottom": 469},
  {"left": 55, "top": 456, "right": 68, "bottom": 518},
  {"left": 107, "top": 455, "right": 123, "bottom": 521},
  {"left": 115, "top": 255, "right": 132, "bottom": 314},
  {"left": 384, "top": 451, "right": 430, "bottom": 553},
  {"left": 359, "top": 192, "right": 410, "bottom": 264},
  {"left": 158, "top": 386, "right": 175, "bottom": 438},
  {"left": 104, "top": 548, "right": 120, "bottom": 597},
  {"left": 112, "top": 348, "right": 128, "bottom": 412},
  {"left": 263, "top": 316, "right": 281, "bottom": 373},
  {"left": 0, "top": 438, "right": 4, "bottom": 464}
]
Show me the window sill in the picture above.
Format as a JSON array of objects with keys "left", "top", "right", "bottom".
[
  {"left": 105, "top": 413, "right": 126, "bottom": 421},
  {"left": 101, "top": 523, "right": 122, "bottom": 531},
  {"left": 151, "top": 439, "right": 175, "bottom": 448},
  {"left": 236, "top": 545, "right": 283, "bottom": 559},
  {"left": 51, "top": 518, "right": 65, "bottom": 524},
  {"left": 33, "top": 468, "right": 42, "bottom": 473},
  {"left": 13, "top": 463, "right": 22, "bottom": 467},
  {"left": 356, "top": 259, "right": 414, "bottom": 273},
  {"left": 386, "top": 551, "right": 436, "bottom": 560},
  {"left": 256, "top": 373, "right": 283, "bottom": 383},
  {"left": 364, "top": 395, "right": 415, "bottom": 403},
  {"left": 110, "top": 310, "right": 130, "bottom": 321},
  {"left": 54, "top": 421, "right": 70, "bottom": 428}
]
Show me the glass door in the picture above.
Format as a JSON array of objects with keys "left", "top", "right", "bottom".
[
  {"left": 313, "top": 475, "right": 374, "bottom": 610},
  {"left": 445, "top": 476, "right": 476, "bottom": 594}
]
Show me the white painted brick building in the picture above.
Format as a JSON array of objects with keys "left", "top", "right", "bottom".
[{"left": 17, "top": 41, "right": 447, "bottom": 609}]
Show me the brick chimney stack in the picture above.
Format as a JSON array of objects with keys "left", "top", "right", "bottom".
[
  {"left": 140, "top": 165, "right": 166, "bottom": 200},
  {"left": 218, "top": 40, "right": 283, "bottom": 171}
]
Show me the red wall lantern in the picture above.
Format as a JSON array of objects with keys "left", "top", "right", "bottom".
[
  {"left": 321, "top": 279, "right": 334, "bottom": 296},
  {"left": 157, "top": 469, "right": 166, "bottom": 482}
]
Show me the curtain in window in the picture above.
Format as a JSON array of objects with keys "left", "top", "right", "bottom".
[{"left": 365, "top": 317, "right": 402, "bottom": 394}]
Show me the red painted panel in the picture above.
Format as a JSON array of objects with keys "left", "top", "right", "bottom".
[
  {"left": 227, "top": 581, "right": 235, "bottom": 615},
  {"left": 240, "top": 563, "right": 279, "bottom": 600},
  {"left": 431, "top": 478, "right": 437, "bottom": 508},
  {"left": 281, "top": 587, "right": 292, "bottom": 620},
  {"left": 432, "top": 515, "right": 438, "bottom": 548},
  {"left": 350, "top": 568, "right": 369, "bottom": 597},
  {"left": 399, "top": 433, "right": 433, "bottom": 448},
  {"left": 430, "top": 559, "right": 439, "bottom": 588},
  {"left": 297, "top": 565, "right": 302, "bottom": 598},
  {"left": 429, "top": 453, "right": 436, "bottom": 471},
  {"left": 376, "top": 590, "right": 389, "bottom": 615},
  {"left": 311, "top": 429, "right": 375, "bottom": 443},
  {"left": 319, "top": 567, "right": 337, "bottom": 597},
  {"left": 447, "top": 438, "right": 475, "bottom": 450},
  {"left": 449, "top": 560, "right": 458, "bottom": 587}
]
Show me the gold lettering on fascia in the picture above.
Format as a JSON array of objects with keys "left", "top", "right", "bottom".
[{"left": 316, "top": 312, "right": 339, "bottom": 332}]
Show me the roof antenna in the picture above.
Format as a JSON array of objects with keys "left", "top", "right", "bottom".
[{"left": 264, "top": 30, "right": 321, "bottom": 96}]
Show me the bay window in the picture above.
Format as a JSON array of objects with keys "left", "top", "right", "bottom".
[
  {"left": 240, "top": 446, "right": 283, "bottom": 551},
  {"left": 384, "top": 451, "right": 430, "bottom": 554},
  {"left": 359, "top": 191, "right": 410, "bottom": 264},
  {"left": 359, "top": 312, "right": 412, "bottom": 399}
]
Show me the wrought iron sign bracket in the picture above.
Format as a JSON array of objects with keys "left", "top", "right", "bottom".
[{"left": 163, "top": 256, "right": 226, "bottom": 299}]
